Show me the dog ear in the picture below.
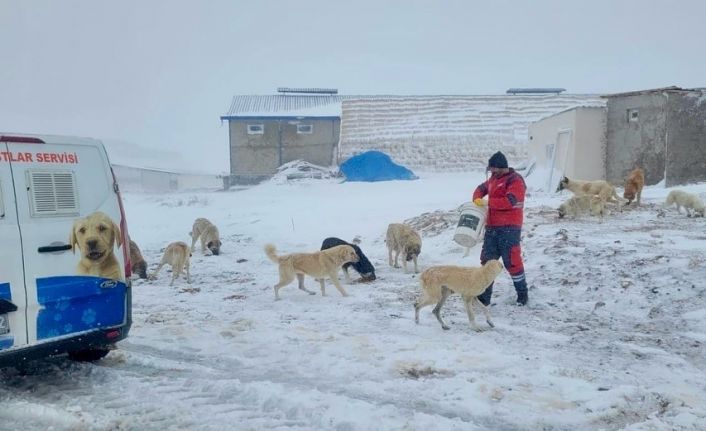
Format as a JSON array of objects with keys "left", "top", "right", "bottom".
[
  {"left": 113, "top": 220, "right": 123, "bottom": 249},
  {"left": 69, "top": 220, "right": 79, "bottom": 254}
]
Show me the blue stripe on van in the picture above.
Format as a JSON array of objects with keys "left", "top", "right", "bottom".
[
  {"left": 0, "top": 337, "right": 13, "bottom": 350},
  {"left": 0, "top": 283, "right": 13, "bottom": 350},
  {"left": 36, "top": 276, "right": 126, "bottom": 340},
  {"left": 0, "top": 282, "right": 10, "bottom": 300}
]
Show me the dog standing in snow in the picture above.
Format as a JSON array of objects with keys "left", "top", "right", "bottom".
[
  {"left": 664, "top": 190, "right": 705, "bottom": 217},
  {"left": 414, "top": 260, "right": 504, "bottom": 331},
  {"left": 623, "top": 167, "right": 645, "bottom": 206}
]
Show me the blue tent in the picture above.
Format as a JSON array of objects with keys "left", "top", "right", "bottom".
[{"left": 340, "top": 151, "right": 418, "bottom": 182}]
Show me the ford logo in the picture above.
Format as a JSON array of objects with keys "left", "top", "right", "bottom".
[{"left": 100, "top": 280, "right": 118, "bottom": 289}]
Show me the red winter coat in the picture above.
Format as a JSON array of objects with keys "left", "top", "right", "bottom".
[{"left": 472, "top": 169, "right": 526, "bottom": 227}]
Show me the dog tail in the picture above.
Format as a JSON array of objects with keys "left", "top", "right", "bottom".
[{"left": 264, "top": 244, "right": 279, "bottom": 263}]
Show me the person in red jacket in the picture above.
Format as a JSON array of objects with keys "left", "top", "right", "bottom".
[{"left": 472, "top": 151, "right": 529, "bottom": 306}]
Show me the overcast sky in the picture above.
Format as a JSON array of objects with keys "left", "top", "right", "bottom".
[{"left": 1, "top": 0, "right": 704, "bottom": 173}]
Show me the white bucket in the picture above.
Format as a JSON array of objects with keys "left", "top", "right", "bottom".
[{"left": 453, "top": 202, "right": 487, "bottom": 249}]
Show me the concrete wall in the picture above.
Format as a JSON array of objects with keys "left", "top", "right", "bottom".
[
  {"left": 606, "top": 93, "right": 667, "bottom": 186},
  {"left": 573, "top": 107, "right": 607, "bottom": 181},
  {"left": 528, "top": 107, "right": 606, "bottom": 186},
  {"left": 665, "top": 92, "right": 706, "bottom": 186},
  {"left": 228, "top": 118, "right": 340, "bottom": 183},
  {"left": 528, "top": 109, "right": 577, "bottom": 174},
  {"left": 112, "top": 165, "right": 221, "bottom": 193}
]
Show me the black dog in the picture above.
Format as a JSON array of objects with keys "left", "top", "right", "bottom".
[{"left": 321, "top": 237, "right": 376, "bottom": 282}]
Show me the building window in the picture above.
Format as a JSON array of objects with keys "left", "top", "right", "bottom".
[
  {"left": 297, "top": 124, "right": 313, "bottom": 134},
  {"left": 627, "top": 109, "right": 639, "bottom": 123},
  {"left": 247, "top": 124, "right": 264, "bottom": 135}
]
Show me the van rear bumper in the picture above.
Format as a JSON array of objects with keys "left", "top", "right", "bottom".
[
  {"left": 0, "top": 283, "right": 132, "bottom": 368},
  {"left": 0, "top": 323, "right": 131, "bottom": 367}
]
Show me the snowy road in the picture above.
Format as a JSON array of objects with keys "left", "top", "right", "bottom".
[{"left": 2, "top": 173, "right": 706, "bottom": 430}]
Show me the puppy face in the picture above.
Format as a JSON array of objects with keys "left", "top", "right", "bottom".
[
  {"left": 132, "top": 260, "right": 148, "bottom": 279},
  {"left": 342, "top": 246, "right": 359, "bottom": 264},
  {"left": 405, "top": 244, "right": 421, "bottom": 261},
  {"left": 557, "top": 203, "right": 567, "bottom": 218},
  {"left": 623, "top": 188, "right": 636, "bottom": 201},
  {"left": 70, "top": 212, "right": 122, "bottom": 264},
  {"left": 556, "top": 177, "right": 568, "bottom": 192},
  {"left": 207, "top": 239, "right": 222, "bottom": 255}
]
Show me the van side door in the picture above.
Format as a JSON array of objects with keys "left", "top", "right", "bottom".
[
  {"left": 7, "top": 140, "right": 128, "bottom": 345},
  {"left": 0, "top": 142, "right": 29, "bottom": 351}
]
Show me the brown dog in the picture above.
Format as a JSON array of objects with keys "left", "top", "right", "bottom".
[
  {"left": 70, "top": 212, "right": 123, "bottom": 280},
  {"left": 265, "top": 244, "right": 359, "bottom": 300},
  {"left": 623, "top": 168, "right": 645, "bottom": 205},
  {"left": 386, "top": 223, "right": 422, "bottom": 273},
  {"left": 190, "top": 218, "right": 222, "bottom": 255},
  {"left": 150, "top": 241, "right": 191, "bottom": 286},
  {"left": 129, "top": 239, "right": 148, "bottom": 279}
]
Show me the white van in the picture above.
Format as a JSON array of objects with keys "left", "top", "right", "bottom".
[{"left": 0, "top": 133, "right": 132, "bottom": 366}]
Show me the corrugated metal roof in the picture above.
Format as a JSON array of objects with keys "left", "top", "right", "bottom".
[
  {"left": 221, "top": 95, "right": 355, "bottom": 118},
  {"left": 601, "top": 86, "right": 698, "bottom": 98}
]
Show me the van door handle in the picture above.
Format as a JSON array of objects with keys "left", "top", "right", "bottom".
[
  {"left": 0, "top": 299, "right": 18, "bottom": 313},
  {"left": 38, "top": 244, "right": 73, "bottom": 253}
]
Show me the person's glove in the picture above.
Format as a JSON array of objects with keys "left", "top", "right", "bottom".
[{"left": 473, "top": 198, "right": 486, "bottom": 207}]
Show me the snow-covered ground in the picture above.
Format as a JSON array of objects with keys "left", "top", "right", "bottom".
[{"left": 2, "top": 171, "right": 706, "bottom": 430}]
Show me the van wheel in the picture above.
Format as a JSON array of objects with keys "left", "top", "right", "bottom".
[{"left": 67, "top": 348, "right": 111, "bottom": 362}]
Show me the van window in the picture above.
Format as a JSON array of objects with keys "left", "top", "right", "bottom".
[{"left": 26, "top": 170, "right": 79, "bottom": 217}]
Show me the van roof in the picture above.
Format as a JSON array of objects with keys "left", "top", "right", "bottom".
[{"left": 1, "top": 132, "right": 103, "bottom": 147}]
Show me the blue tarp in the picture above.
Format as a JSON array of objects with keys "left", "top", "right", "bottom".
[{"left": 340, "top": 151, "right": 418, "bottom": 182}]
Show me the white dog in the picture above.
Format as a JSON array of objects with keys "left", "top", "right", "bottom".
[
  {"left": 557, "top": 195, "right": 605, "bottom": 220},
  {"left": 664, "top": 190, "right": 705, "bottom": 217}
]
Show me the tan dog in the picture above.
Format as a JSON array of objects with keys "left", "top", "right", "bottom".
[
  {"left": 664, "top": 190, "right": 705, "bottom": 217},
  {"left": 386, "top": 223, "right": 422, "bottom": 273},
  {"left": 129, "top": 239, "right": 148, "bottom": 279},
  {"left": 265, "top": 244, "right": 359, "bottom": 300},
  {"left": 414, "top": 260, "right": 504, "bottom": 331},
  {"left": 623, "top": 168, "right": 645, "bottom": 205},
  {"left": 557, "top": 176, "right": 622, "bottom": 212},
  {"left": 557, "top": 195, "right": 605, "bottom": 220},
  {"left": 190, "top": 218, "right": 222, "bottom": 255},
  {"left": 150, "top": 241, "right": 191, "bottom": 286},
  {"left": 70, "top": 212, "right": 123, "bottom": 280}
]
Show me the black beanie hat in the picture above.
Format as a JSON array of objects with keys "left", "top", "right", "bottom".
[{"left": 488, "top": 151, "right": 508, "bottom": 169}]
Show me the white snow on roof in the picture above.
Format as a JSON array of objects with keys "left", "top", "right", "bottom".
[{"left": 339, "top": 94, "right": 606, "bottom": 171}]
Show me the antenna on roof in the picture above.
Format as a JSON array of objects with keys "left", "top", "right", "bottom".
[
  {"left": 506, "top": 88, "right": 566, "bottom": 95},
  {"left": 277, "top": 87, "right": 338, "bottom": 95}
]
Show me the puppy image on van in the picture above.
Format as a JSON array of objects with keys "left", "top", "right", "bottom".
[
  {"left": 557, "top": 195, "right": 605, "bottom": 220},
  {"left": 321, "top": 237, "right": 376, "bottom": 282},
  {"left": 664, "top": 190, "right": 705, "bottom": 217},
  {"left": 623, "top": 167, "right": 645, "bottom": 206},
  {"left": 386, "top": 223, "right": 422, "bottom": 273},
  {"left": 265, "top": 244, "right": 359, "bottom": 300},
  {"left": 149, "top": 241, "right": 191, "bottom": 286},
  {"left": 70, "top": 211, "right": 124, "bottom": 281},
  {"left": 414, "top": 260, "right": 504, "bottom": 331},
  {"left": 129, "top": 239, "right": 148, "bottom": 279},
  {"left": 190, "top": 218, "right": 222, "bottom": 255}
]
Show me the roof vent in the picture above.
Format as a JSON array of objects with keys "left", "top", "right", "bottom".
[
  {"left": 277, "top": 87, "right": 338, "bottom": 95},
  {"left": 506, "top": 88, "right": 566, "bottom": 95}
]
